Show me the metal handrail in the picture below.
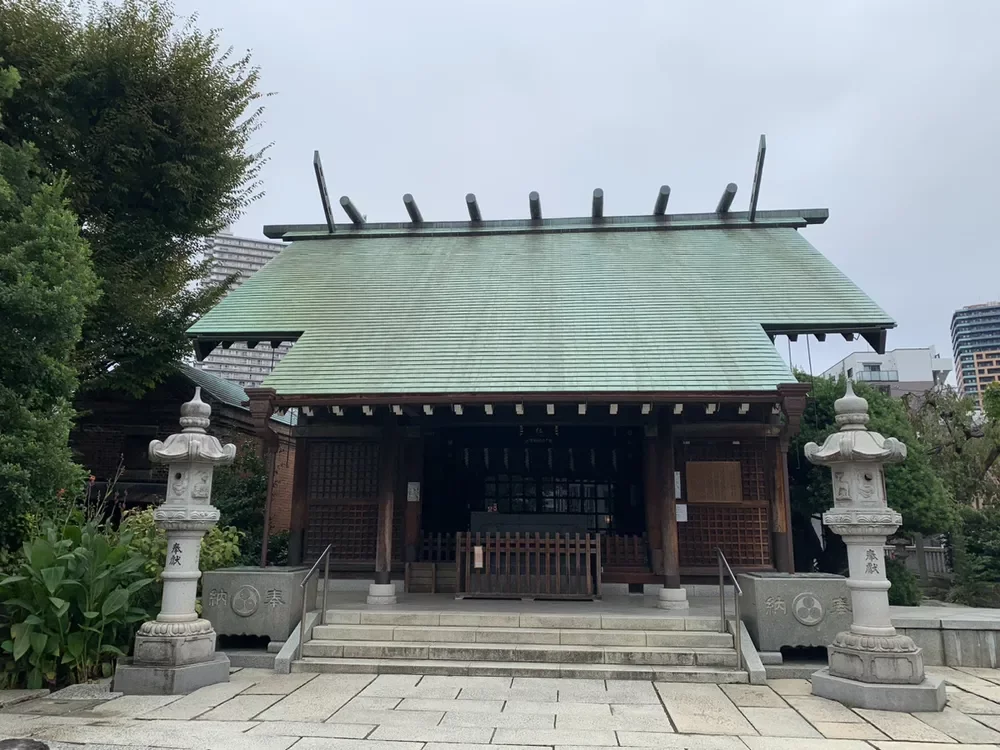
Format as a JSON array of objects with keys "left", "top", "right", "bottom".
[
  {"left": 715, "top": 547, "right": 743, "bottom": 673},
  {"left": 297, "top": 544, "right": 332, "bottom": 660}
]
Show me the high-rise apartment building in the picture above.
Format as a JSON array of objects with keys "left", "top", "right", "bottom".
[
  {"left": 195, "top": 230, "right": 290, "bottom": 388},
  {"left": 951, "top": 302, "right": 1000, "bottom": 407}
]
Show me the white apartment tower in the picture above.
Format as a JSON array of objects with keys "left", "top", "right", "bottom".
[{"left": 196, "top": 230, "right": 290, "bottom": 388}]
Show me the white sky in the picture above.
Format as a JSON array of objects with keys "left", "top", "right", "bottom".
[{"left": 175, "top": 0, "right": 1000, "bottom": 377}]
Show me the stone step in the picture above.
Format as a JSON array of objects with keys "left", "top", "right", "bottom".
[
  {"left": 323, "top": 609, "right": 720, "bottom": 632},
  {"left": 301, "top": 639, "right": 739, "bottom": 667},
  {"left": 765, "top": 660, "right": 826, "bottom": 680},
  {"left": 292, "top": 657, "right": 748, "bottom": 683},
  {"left": 311, "top": 623, "right": 734, "bottom": 648}
]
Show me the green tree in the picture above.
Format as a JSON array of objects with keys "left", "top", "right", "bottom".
[
  {"left": 0, "top": 0, "right": 268, "bottom": 396},
  {"left": 788, "top": 374, "right": 954, "bottom": 572},
  {"left": 985, "top": 383, "right": 1000, "bottom": 424},
  {"left": 908, "top": 387, "right": 1000, "bottom": 509},
  {"left": 0, "top": 63, "right": 99, "bottom": 552}
]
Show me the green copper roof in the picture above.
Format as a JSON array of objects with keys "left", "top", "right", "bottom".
[{"left": 188, "top": 223, "right": 893, "bottom": 397}]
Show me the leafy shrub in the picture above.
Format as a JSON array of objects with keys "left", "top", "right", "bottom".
[
  {"left": 0, "top": 517, "right": 153, "bottom": 689},
  {"left": 266, "top": 530, "right": 289, "bottom": 567},
  {"left": 211, "top": 442, "right": 269, "bottom": 565},
  {"left": 948, "top": 506, "right": 1000, "bottom": 607},
  {"left": 886, "top": 557, "right": 922, "bottom": 606}
]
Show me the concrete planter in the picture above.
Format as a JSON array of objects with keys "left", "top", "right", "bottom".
[
  {"left": 739, "top": 572, "right": 852, "bottom": 652},
  {"left": 202, "top": 566, "right": 316, "bottom": 642}
]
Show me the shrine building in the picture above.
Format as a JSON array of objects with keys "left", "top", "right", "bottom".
[{"left": 187, "top": 147, "right": 893, "bottom": 602}]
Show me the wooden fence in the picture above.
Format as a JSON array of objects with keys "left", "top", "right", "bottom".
[{"left": 455, "top": 532, "right": 602, "bottom": 599}]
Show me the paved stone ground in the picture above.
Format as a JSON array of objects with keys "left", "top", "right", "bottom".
[{"left": 5, "top": 666, "right": 1000, "bottom": 749}]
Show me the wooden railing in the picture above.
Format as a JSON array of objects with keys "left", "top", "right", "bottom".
[{"left": 455, "top": 532, "right": 601, "bottom": 599}]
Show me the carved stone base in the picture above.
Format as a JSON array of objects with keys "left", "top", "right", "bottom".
[
  {"left": 657, "top": 588, "right": 689, "bottom": 610},
  {"left": 828, "top": 630, "right": 925, "bottom": 684},
  {"left": 132, "top": 620, "right": 218, "bottom": 667},
  {"left": 367, "top": 583, "right": 397, "bottom": 606},
  {"left": 812, "top": 667, "right": 946, "bottom": 712},
  {"left": 113, "top": 652, "right": 230, "bottom": 696}
]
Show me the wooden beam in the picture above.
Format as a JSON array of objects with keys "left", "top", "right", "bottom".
[
  {"left": 788, "top": 333, "right": 798, "bottom": 342},
  {"left": 653, "top": 185, "right": 671, "bottom": 216},
  {"left": 842, "top": 332, "right": 855, "bottom": 342},
  {"left": 515, "top": 403, "right": 524, "bottom": 416},
  {"left": 529, "top": 191, "right": 542, "bottom": 220},
  {"left": 716, "top": 183, "right": 738, "bottom": 214},
  {"left": 660, "top": 421, "right": 680, "bottom": 588},
  {"left": 641, "top": 403, "right": 652, "bottom": 415},
  {"left": 247, "top": 340, "right": 259, "bottom": 349},
  {"left": 861, "top": 329, "right": 888, "bottom": 354},
  {"left": 269, "top": 340, "right": 283, "bottom": 349},
  {"left": 643, "top": 428, "right": 665, "bottom": 576},
  {"left": 339, "top": 195, "right": 365, "bottom": 226},
  {"left": 453, "top": 404, "right": 463, "bottom": 415},
  {"left": 362, "top": 405, "right": 373, "bottom": 416},
  {"left": 609, "top": 404, "right": 619, "bottom": 415},
  {"left": 466, "top": 193, "right": 482, "bottom": 222},
  {"left": 484, "top": 403, "right": 493, "bottom": 415},
  {"left": 546, "top": 403, "right": 555, "bottom": 415},
  {"left": 815, "top": 333, "right": 827, "bottom": 342},
  {"left": 392, "top": 404, "right": 403, "bottom": 415},
  {"left": 403, "top": 193, "right": 423, "bottom": 223},
  {"left": 423, "top": 404, "right": 434, "bottom": 416},
  {"left": 673, "top": 403, "right": 683, "bottom": 415},
  {"left": 748, "top": 134, "right": 766, "bottom": 222},
  {"left": 312, "top": 150, "right": 336, "bottom": 232},
  {"left": 578, "top": 403, "right": 587, "bottom": 415},
  {"left": 705, "top": 403, "right": 718, "bottom": 415},
  {"left": 592, "top": 188, "right": 604, "bottom": 219},
  {"left": 739, "top": 403, "right": 750, "bottom": 415}
]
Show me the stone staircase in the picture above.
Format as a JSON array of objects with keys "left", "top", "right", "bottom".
[{"left": 292, "top": 609, "right": 748, "bottom": 683}]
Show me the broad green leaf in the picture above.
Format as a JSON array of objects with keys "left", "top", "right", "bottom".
[
  {"left": 127, "top": 578, "right": 154, "bottom": 594},
  {"left": 29, "top": 632, "right": 47, "bottom": 655},
  {"left": 50, "top": 598, "right": 70, "bottom": 618},
  {"left": 101, "top": 587, "right": 129, "bottom": 618},
  {"left": 13, "top": 636, "right": 30, "bottom": 661},
  {"left": 1, "top": 640, "right": 13, "bottom": 653},
  {"left": 83, "top": 611, "right": 100, "bottom": 620},
  {"left": 66, "top": 631, "right": 85, "bottom": 658},
  {"left": 101, "top": 662, "right": 113, "bottom": 678},
  {"left": 100, "top": 644, "right": 125, "bottom": 656},
  {"left": 0, "top": 575, "right": 28, "bottom": 587},
  {"left": 26, "top": 669, "right": 42, "bottom": 689},
  {"left": 40, "top": 567, "right": 65, "bottom": 594},
  {"left": 24, "top": 615, "right": 43, "bottom": 626}
]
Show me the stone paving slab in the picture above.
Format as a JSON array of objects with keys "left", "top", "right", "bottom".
[
  {"left": 255, "top": 673, "right": 376, "bottom": 722},
  {"left": 503, "top": 700, "right": 612, "bottom": 715},
  {"left": 246, "top": 719, "right": 375, "bottom": 738},
  {"left": 811, "top": 721, "right": 889, "bottom": 740},
  {"left": 855, "top": 708, "right": 958, "bottom": 742},
  {"left": 196, "top": 693, "right": 283, "bottom": 721},
  {"left": 913, "top": 707, "right": 1000, "bottom": 743},
  {"left": 395, "top": 697, "right": 503, "bottom": 713},
  {"left": 0, "top": 689, "right": 49, "bottom": 709},
  {"left": 948, "top": 687, "right": 1000, "bottom": 715},
  {"left": 766, "top": 678, "right": 815, "bottom": 696},
  {"left": 787, "top": 695, "right": 867, "bottom": 723},
  {"left": 368, "top": 725, "right": 495, "bottom": 743},
  {"left": 291, "top": 738, "right": 423, "bottom": 750},
  {"left": 614, "top": 733, "right": 749, "bottom": 749},
  {"left": 872, "top": 743, "right": 1000, "bottom": 750},
  {"left": 441, "top": 710, "right": 555, "bottom": 729},
  {"left": 655, "top": 683, "right": 757, "bottom": 736},
  {"left": 80, "top": 694, "right": 182, "bottom": 718},
  {"left": 492, "top": 728, "right": 619, "bottom": 745},
  {"left": 242, "top": 672, "right": 318, "bottom": 695},
  {"left": 555, "top": 712, "right": 675, "bottom": 731},
  {"left": 721, "top": 683, "right": 789, "bottom": 707},
  {"left": 740, "top": 738, "right": 873, "bottom": 750},
  {"left": 740, "top": 705, "right": 822, "bottom": 737}
]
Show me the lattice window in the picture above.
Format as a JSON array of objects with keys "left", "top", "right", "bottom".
[
  {"left": 677, "top": 440, "right": 767, "bottom": 503},
  {"left": 305, "top": 503, "right": 378, "bottom": 560},
  {"left": 307, "top": 441, "right": 379, "bottom": 501},
  {"left": 678, "top": 505, "right": 770, "bottom": 567},
  {"left": 685, "top": 461, "right": 742, "bottom": 504}
]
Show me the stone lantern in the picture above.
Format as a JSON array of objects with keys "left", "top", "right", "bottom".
[
  {"left": 805, "top": 381, "right": 945, "bottom": 711},
  {"left": 114, "top": 388, "right": 237, "bottom": 695}
]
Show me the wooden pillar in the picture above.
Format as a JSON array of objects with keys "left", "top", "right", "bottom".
[
  {"left": 402, "top": 428, "right": 424, "bottom": 563},
  {"left": 643, "top": 427, "right": 664, "bottom": 575},
  {"left": 773, "top": 438, "right": 794, "bottom": 573},
  {"left": 660, "top": 423, "right": 681, "bottom": 588},
  {"left": 287, "top": 437, "right": 310, "bottom": 565},
  {"left": 375, "top": 429, "right": 400, "bottom": 585}
]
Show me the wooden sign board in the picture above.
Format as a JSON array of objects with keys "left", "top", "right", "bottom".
[{"left": 685, "top": 461, "right": 742, "bottom": 503}]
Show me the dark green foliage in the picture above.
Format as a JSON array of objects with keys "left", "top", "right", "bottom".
[
  {"left": 0, "top": 62, "right": 98, "bottom": 552},
  {"left": 886, "top": 557, "right": 922, "bottom": 606},
  {"left": 211, "top": 442, "right": 270, "bottom": 566},
  {"left": 0, "top": 516, "right": 153, "bottom": 689},
  {"left": 0, "top": 0, "right": 268, "bottom": 396},
  {"left": 789, "top": 374, "right": 955, "bottom": 572},
  {"left": 986, "top": 383, "right": 1000, "bottom": 423},
  {"left": 949, "top": 505, "right": 1000, "bottom": 607}
]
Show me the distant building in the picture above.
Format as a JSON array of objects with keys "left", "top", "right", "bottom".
[
  {"left": 820, "top": 347, "right": 952, "bottom": 398},
  {"left": 196, "top": 230, "right": 291, "bottom": 388},
  {"left": 951, "top": 302, "right": 1000, "bottom": 407}
]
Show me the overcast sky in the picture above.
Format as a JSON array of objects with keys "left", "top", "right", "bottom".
[{"left": 173, "top": 0, "right": 1000, "bottom": 378}]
